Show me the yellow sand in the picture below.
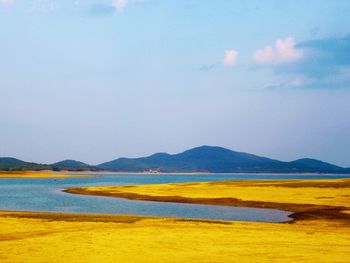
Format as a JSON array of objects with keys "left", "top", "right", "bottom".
[
  {"left": 0, "top": 171, "right": 91, "bottom": 178},
  {"left": 0, "top": 212, "right": 349, "bottom": 263},
  {"left": 86, "top": 178, "right": 350, "bottom": 208},
  {"left": 1, "top": 178, "right": 350, "bottom": 262}
]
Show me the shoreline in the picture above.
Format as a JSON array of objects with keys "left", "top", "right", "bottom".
[
  {"left": 48, "top": 170, "right": 350, "bottom": 175},
  {"left": 63, "top": 178, "right": 350, "bottom": 224},
  {"left": 1, "top": 170, "right": 349, "bottom": 178},
  {"left": 2, "top": 178, "right": 350, "bottom": 262},
  {"left": 0, "top": 210, "right": 232, "bottom": 225},
  {"left": 63, "top": 187, "right": 348, "bottom": 223}
]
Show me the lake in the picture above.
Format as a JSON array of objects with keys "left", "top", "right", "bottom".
[{"left": 1, "top": 173, "right": 349, "bottom": 222}]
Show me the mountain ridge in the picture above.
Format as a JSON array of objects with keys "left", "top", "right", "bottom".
[
  {"left": 50, "top": 159, "right": 99, "bottom": 172},
  {"left": 1, "top": 146, "right": 348, "bottom": 173},
  {"left": 97, "top": 145, "right": 348, "bottom": 173}
]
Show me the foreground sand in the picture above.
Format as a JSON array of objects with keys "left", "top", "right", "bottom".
[
  {"left": 1, "top": 178, "right": 350, "bottom": 262},
  {"left": 1, "top": 211, "right": 349, "bottom": 263}
]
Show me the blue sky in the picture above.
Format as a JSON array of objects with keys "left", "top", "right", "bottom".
[{"left": 1, "top": 0, "right": 350, "bottom": 166}]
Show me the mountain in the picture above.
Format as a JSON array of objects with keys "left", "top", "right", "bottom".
[
  {"left": 51, "top": 159, "right": 99, "bottom": 171},
  {"left": 289, "top": 158, "right": 345, "bottom": 173},
  {"left": 0, "top": 157, "right": 25, "bottom": 165},
  {"left": 97, "top": 145, "right": 350, "bottom": 173},
  {"left": 98, "top": 145, "right": 283, "bottom": 172},
  {"left": 1, "top": 146, "right": 349, "bottom": 173},
  {"left": 0, "top": 157, "right": 98, "bottom": 172},
  {"left": 0, "top": 157, "right": 51, "bottom": 171}
]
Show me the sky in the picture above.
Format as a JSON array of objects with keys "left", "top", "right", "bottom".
[{"left": 1, "top": 0, "right": 350, "bottom": 166}]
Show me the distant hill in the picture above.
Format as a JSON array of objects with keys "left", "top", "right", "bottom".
[
  {"left": 0, "top": 157, "right": 25, "bottom": 165},
  {"left": 97, "top": 145, "right": 350, "bottom": 173},
  {"left": 1, "top": 146, "right": 349, "bottom": 173},
  {"left": 52, "top": 160, "right": 89, "bottom": 167},
  {"left": 0, "top": 157, "right": 98, "bottom": 172},
  {"left": 0, "top": 157, "right": 51, "bottom": 171},
  {"left": 99, "top": 146, "right": 284, "bottom": 172},
  {"left": 51, "top": 159, "right": 99, "bottom": 171},
  {"left": 289, "top": 158, "right": 345, "bottom": 173}
]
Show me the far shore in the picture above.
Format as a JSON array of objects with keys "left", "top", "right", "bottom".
[
  {"left": 62, "top": 170, "right": 350, "bottom": 175},
  {"left": 0, "top": 171, "right": 94, "bottom": 179},
  {"left": 1, "top": 170, "right": 349, "bottom": 179}
]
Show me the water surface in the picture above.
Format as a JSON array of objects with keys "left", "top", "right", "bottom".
[{"left": 0, "top": 173, "right": 348, "bottom": 222}]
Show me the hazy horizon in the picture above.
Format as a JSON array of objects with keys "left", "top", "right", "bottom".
[{"left": 1, "top": 1, "right": 350, "bottom": 167}]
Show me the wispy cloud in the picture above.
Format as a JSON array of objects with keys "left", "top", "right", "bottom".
[
  {"left": 0, "top": 0, "right": 14, "bottom": 6},
  {"left": 258, "top": 34, "right": 350, "bottom": 89},
  {"left": 29, "top": 0, "right": 57, "bottom": 13},
  {"left": 260, "top": 77, "right": 313, "bottom": 90},
  {"left": 112, "top": 0, "right": 128, "bottom": 11},
  {"left": 199, "top": 63, "right": 217, "bottom": 71},
  {"left": 223, "top": 49, "right": 238, "bottom": 66},
  {"left": 90, "top": 0, "right": 129, "bottom": 16},
  {"left": 253, "top": 37, "right": 303, "bottom": 64},
  {"left": 134, "top": 0, "right": 157, "bottom": 7},
  {"left": 199, "top": 49, "right": 238, "bottom": 71},
  {"left": 294, "top": 34, "right": 350, "bottom": 78},
  {"left": 90, "top": 4, "right": 115, "bottom": 15}
]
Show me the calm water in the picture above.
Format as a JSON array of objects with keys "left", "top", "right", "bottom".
[{"left": 0, "top": 173, "right": 349, "bottom": 222}]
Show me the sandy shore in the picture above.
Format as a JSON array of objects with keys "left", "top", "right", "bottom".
[
  {"left": 1, "top": 210, "right": 349, "bottom": 262},
  {"left": 1, "top": 178, "right": 350, "bottom": 262},
  {"left": 65, "top": 178, "right": 350, "bottom": 223}
]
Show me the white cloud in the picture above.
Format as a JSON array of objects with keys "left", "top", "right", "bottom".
[
  {"left": 29, "top": 0, "right": 57, "bottom": 13},
  {"left": 112, "top": 0, "right": 128, "bottom": 11},
  {"left": 254, "top": 37, "right": 303, "bottom": 64},
  {"left": 223, "top": 49, "right": 238, "bottom": 66},
  {"left": 1, "top": 0, "right": 14, "bottom": 6}
]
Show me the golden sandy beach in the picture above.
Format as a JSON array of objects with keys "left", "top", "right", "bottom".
[{"left": 1, "top": 177, "right": 350, "bottom": 262}]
